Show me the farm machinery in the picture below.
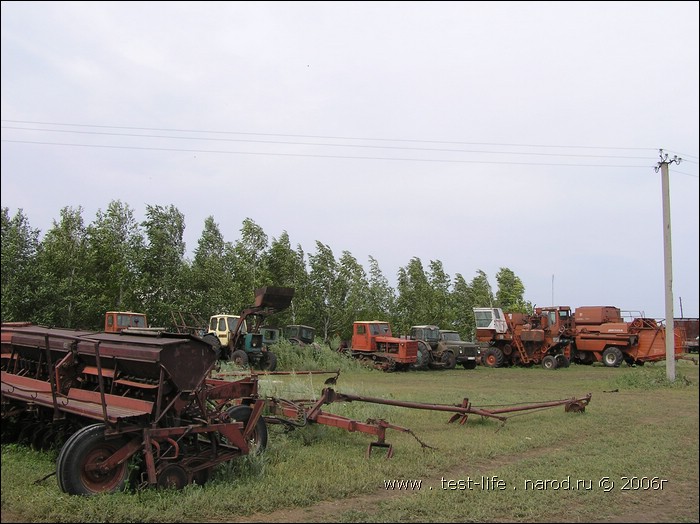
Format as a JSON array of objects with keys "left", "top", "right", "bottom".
[
  {"left": 474, "top": 305, "right": 685, "bottom": 369},
  {"left": 1, "top": 291, "right": 594, "bottom": 496},
  {"left": 474, "top": 306, "right": 574, "bottom": 369},
  {"left": 0, "top": 321, "right": 267, "bottom": 495},
  {"left": 408, "top": 325, "right": 479, "bottom": 370},
  {"left": 338, "top": 321, "right": 418, "bottom": 371},
  {"left": 206, "top": 286, "right": 295, "bottom": 370}
]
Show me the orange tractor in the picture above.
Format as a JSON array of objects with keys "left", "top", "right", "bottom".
[{"left": 338, "top": 321, "right": 418, "bottom": 371}]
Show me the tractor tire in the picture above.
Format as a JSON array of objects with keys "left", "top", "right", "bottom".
[
  {"left": 259, "top": 351, "right": 278, "bottom": 372},
  {"left": 541, "top": 355, "right": 558, "bottom": 370},
  {"left": 555, "top": 354, "right": 570, "bottom": 368},
  {"left": 412, "top": 341, "right": 431, "bottom": 370},
  {"left": 226, "top": 405, "right": 268, "bottom": 455},
  {"left": 202, "top": 333, "right": 222, "bottom": 359},
  {"left": 57, "top": 424, "right": 130, "bottom": 495},
  {"left": 482, "top": 347, "right": 505, "bottom": 368},
  {"left": 231, "top": 350, "right": 249, "bottom": 368},
  {"left": 602, "top": 347, "right": 624, "bottom": 367},
  {"left": 441, "top": 351, "right": 457, "bottom": 370}
]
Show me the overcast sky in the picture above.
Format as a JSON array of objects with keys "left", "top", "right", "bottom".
[{"left": 1, "top": 1, "right": 698, "bottom": 318}]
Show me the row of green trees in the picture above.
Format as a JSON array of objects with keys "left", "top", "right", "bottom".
[{"left": 1, "top": 202, "right": 532, "bottom": 341}]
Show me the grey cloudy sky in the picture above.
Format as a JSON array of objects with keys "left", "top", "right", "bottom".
[{"left": 1, "top": 1, "right": 698, "bottom": 318}]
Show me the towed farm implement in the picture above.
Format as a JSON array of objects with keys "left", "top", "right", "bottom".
[{"left": 2, "top": 317, "right": 592, "bottom": 496}]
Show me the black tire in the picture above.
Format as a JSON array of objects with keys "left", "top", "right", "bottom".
[
  {"left": 157, "top": 464, "right": 189, "bottom": 490},
  {"left": 412, "top": 341, "right": 431, "bottom": 370},
  {"left": 482, "top": 347, "right": 504, "bottom": 368},
  {"left": 260, "top": 351, "right": 277, "bottom": 371},
  {"left": 57, "top": 424, "right": 130, "bottom": 495},
  {"left": 602, "top": 347, "right": 624, "bottom": 368},
  {"left": 541, "top": 355, "right": 558, "bottom": 370},
  {"left": 226, "top": 405, "right": 268, "bottom": 455},
  {"left": 441, "top": 351, "right": 457, "bottom": 370},
  {"left": 462, "top": 360, "right": 477, "bottom": 370},
  {"left": 231, "top": 350, "right": 249, "bottom": 368},
  {"left": 555, "top": 354, "right": 570, "bottom": 368},
  {"left": 202, "top": 333, "right": 222, "bottom": 359}
]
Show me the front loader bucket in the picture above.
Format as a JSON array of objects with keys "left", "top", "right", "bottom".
[{"left": 253, "top": 287, "right": 295, "bottom": 311}]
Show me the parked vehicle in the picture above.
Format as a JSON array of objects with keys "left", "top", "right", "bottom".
[
  {"left": 338, "top": 321, "right": 417, "bottom": 371},
  {"left": 474, "top": 305, "right": 683, "bottom": 369},
  {"left": 206, "top": 287, "right": 295, "bottom": 371},
  {"left": 439, "top": 329, "right": 480, "bottom": 370},
  {"left": 408, "top": 325, "right": 479, "bottom": 370},
  {"left": 474, "top": 306, "right": 573, "bottom": 369}
]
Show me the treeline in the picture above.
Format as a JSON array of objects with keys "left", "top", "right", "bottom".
[{"left": 1, "top": 201, "right": 532, "bottom": 341}]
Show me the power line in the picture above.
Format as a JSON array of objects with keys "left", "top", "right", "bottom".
[
  {"left": 0, "top": 119, "right": 660, "bottom": 151},
  {"left": 0, "top": 139, "right": 657, "bottom": 168},
  {"left": 0, "top": 125, "right": 656, "bottom": 160}
]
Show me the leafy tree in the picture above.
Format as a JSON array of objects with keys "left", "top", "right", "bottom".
[
  {"left": 395, "top": 257, "right": 433, "bottom": 333},
  {"left": 469, "top": 269, "right": 495, "bottom": 309},
  {"left": 427, "top": 259, "right": 452, "bottom": 328},
  {"left": 187, "top": 215, "right": 239, "bottom": 319},
  {"left": 83, "top": 201, "right": 144, "bottom": 328},
  {"left": 308, "top": 241, "right": 346, "bottom": 341},
  {"left": 336, "top": 251, "right": 371, "bottom": 337},
  {"left": 1, "top": 208, "right": 40, "bottom": 322},
  {"left": 34, "top": 206, "right": 90, "bottom": 327},
  {"left": 137, "top": 204, "right": 187, "bottom": 325},
  {"left": 495, "top": 267, "right": 530, "bottom": 313},
  {"left": 233, "top": 218, "right": 269, "bottom": 305},
  {"left": 451, "top": 273, "right": 475, "bottom": 340},
  {"left": 261, "top": 231, "right": 309, "bottom": 327},
  {"left": 366, "top": 256, "right": 395, "bottom": 322}
]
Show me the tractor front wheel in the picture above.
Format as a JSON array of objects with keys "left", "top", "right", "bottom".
[{"left": 231, "top": 350, "right": 249, "bottom": 368}]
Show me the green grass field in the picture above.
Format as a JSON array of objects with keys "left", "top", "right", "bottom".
[{"left": 2, "top": 355, "right": 698, "bottom": 523}]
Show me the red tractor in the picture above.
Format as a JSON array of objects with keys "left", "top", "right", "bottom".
[{"left": 339, "top": 321, "right": 418, "bottom": 372}]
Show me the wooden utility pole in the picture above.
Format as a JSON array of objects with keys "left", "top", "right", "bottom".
[{"left": 655, "top": 149, "right": 682, "bottom": 381}]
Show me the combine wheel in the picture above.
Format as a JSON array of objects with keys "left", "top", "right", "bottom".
[
  {"left": 259, "top": 351, "right": 278, "bottom": 371},
  {"left": 57, "top": 424, "right": 130, "bottom": 495},
  {"left": 412, "top": 341, "right": 431, "bottom": 370},
  {"left": 541, "top": 355, "right": 558, "bottom": 370},
  {"left": 231, "top": 350, "right": 249, "bottom": 368},
  {"left": 482, "top": 347, "right": 504, "bottom": 368},
  {"left": 602, "top": 347, "right": 623, "bottom": 368},
  {"left": 441, "top": 351, "right": 457, "bottom": 370},
  {"left": 555, "top": 354, "right": 570, "bottom": 368},
  {"left": 157, "top": 464, "right": 190, "bottom": 490},
  {"left": 226, "top": 405, "right": 268, "bottom": 455}
]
